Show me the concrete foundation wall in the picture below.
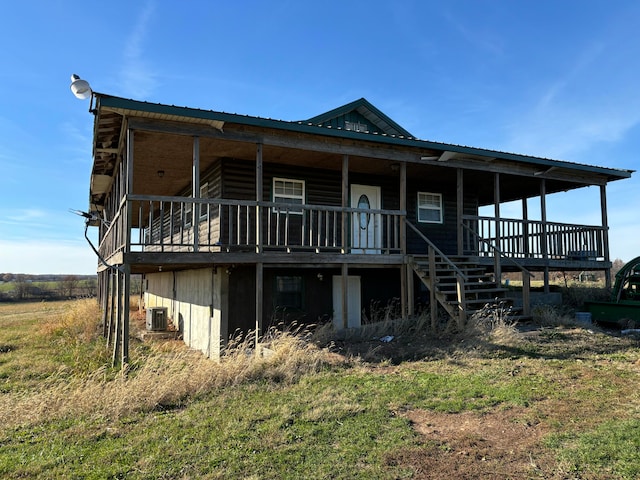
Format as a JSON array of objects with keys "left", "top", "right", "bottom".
[{"left": 144, "top": 268, "right": 229, "bottom": 358}]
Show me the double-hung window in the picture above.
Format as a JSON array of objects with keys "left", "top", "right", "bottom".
[
  {"left": 274, "top": 275, "right": 304, "bottom": 309},
  {"left": 273, "top": 178, "right": 305, "bottom": 214},
  {"left": 417, "top": 192, "right": 443, "bottom": 223}
]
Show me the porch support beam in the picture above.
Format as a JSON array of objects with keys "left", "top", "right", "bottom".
[
  {"left": 600, "top": 184, "right": 612, "bottom": 289},
  {"left": 457, "top": 168, "right": 464, "bottom": 256},
  {"left": 101, "top": 271, "right": 110, "bottom": 338},
  {"left": 341, "top": 263, "right": 349, "bottom": 329},
  {"left": 111, "top": 269, "right": 122, "bottom": 366},
  {"left": 341, "top": 155, "right": 349, "bottom": 329},
  {"left": 400, "top": 163, "right": 407, "bottom": 255},
  {"left": 429, "top": 249, "right": 437, "bottom": 329},
  {"left": 522, "top": 197, "right": 529, "bottom": 256},
  {"left": 256, "top": 143, "right": 263, "bottom": 254},
  {"left": 493, "top": 173, "right": 502, "bottom": 283},
  {"left": 400, "top": 162, "right": 409, "bottom": 318},
  {"left": 108, "top": 271, "right": 116, "bottom": 346},
  {"left": 521, "top": 196, "right": 531, "bottom": 316},
  {"left": 126, "top": 129, "right": 134, "bottom": 195},
  {"left": 341, "top": 155, "right": 349, "bottom": 254},
  {"left": 121, "top": 264, "right": 131, "bottom": 366},
  {"left": 255, "top": 262, "right": 263, "bottom": 349},
  {"left": 192, "top": 136, "right": 200, "bottom": 252},
  {"left": 540, "top": 179, "right": 550, "bottom": 294}
]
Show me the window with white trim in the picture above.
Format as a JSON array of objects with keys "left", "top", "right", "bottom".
[
  {"left": 273, "top": 177, "right": 305, "bottom": 214},
  {"left": 417, "top": 192, "right": 443, "bottom": 223},
  {"left": 183, "top": 203, "right": 192, "bottom": 227}
]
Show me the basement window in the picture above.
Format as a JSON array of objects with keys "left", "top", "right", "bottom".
[
  {"left": 275, "top": 276, "right": 304, "bottom": 309},
  {"left": 273, "top": 178, "right": 305, "bottom": 214},
  {"left": 417, "top": 192, "right": 443, "bottom": 224}
]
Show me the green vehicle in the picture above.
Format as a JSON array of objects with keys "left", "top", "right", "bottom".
[{"left": 587, "top": 256, "right": 640, "bottom": 327}]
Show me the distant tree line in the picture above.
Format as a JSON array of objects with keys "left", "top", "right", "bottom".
[
  {"left": 502, "top": 258, "right": 627, "bottom": 287},
  {"left": 0, "top": 274, "right": 98, "bottom": 302}
]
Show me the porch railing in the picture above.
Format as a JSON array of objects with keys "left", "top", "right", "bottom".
[
  {"left": 462, "top": 215, "right": 606, "bottom": 260},
  {"left": 98, "top": 194, "right": 403, "bottom": 259}
]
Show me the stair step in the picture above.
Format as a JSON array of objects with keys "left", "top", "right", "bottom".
[{"left": 410, "top": 254, "right": 530, "bottom": 326}]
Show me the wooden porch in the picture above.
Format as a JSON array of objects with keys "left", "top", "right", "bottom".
[
  {"left": 98, "top": 194, "right": 609, "bottom": 268},
  {"left": 96, "top": 193, "right": 610, "bottom": 339}
]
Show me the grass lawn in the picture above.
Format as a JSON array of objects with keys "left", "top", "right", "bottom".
[{"left": 0, "top": 300, "right": 639, "bottom": 478}]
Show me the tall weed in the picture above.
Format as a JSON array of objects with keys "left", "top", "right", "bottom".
[{"left": 0, "top": 324, "right": 343, "bottom": 428}]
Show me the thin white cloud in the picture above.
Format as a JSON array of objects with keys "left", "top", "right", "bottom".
[
  {"left": 503, "top": 20, "right": 640, "bottom": 161},
  {"left": 120, "top": 0, "right": 157, "bottom": 98},
  {"left": 5, "top": 208, "right": 46, "bottom": 223},
  {"left": 442, "top": 10, "right": 505, "bottom": 57}
]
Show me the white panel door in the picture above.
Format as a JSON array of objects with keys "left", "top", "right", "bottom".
[
  {"left": 350, "top": 184, "right": 382, "bottom": 254},
  {"left": 332, "top": 275, "right": 361, "bottom": 329}
]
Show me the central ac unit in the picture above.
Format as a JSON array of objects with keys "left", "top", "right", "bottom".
[{"left": 146, "top": 307, "right": 168, "bottom": 331}]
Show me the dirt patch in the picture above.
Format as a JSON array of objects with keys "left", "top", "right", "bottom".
[{"left": 386, "top": 407, "right": 560, "bottom": 479}]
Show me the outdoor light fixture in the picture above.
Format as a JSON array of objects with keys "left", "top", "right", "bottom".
[
  {"left": 70, "top": 74, "right": 92, "bottom": 100},
  {"left": 157, "top": 170, "right": 165, "bottom": 178}
]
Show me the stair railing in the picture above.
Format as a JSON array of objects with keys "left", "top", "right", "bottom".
[
  {"left": 462, "top": 223, "right": 534, "bottom": 315},
  {"left": 406, "top": 222, "right": 468, "bottom": 327}
]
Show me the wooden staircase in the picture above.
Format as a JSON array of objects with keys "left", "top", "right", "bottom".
[{"left": 409, "top": 254, "right": 519, "bottom": 327}]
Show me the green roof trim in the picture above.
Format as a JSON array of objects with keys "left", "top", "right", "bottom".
[
  {"left": 95, "top": 93, "right": 633, "bottom": 181},
  {"left": 304, "top": 97, "right": 415, "bottom": 137}
]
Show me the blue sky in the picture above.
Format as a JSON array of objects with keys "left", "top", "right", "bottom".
[{"left": 1, "top": 0, "right": 639, "bottom": 274}]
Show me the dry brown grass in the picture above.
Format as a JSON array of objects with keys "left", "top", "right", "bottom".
[
  {"left": 466, "top": 300, "right": 522, "bottom": 346},
  {"left": 532, "top": 304, "right": 578, "bottom": 327},
  {"left": 38, "top": 298, "right": 102, "bottom": 342},
  {"left": 0, "top": 319, "right": 344, "bottom": 429}
]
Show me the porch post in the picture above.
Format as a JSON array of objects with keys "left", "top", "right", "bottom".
[
  {"left": 341, "top": 155, "right": 349, "bottom": 328},
  {"left": 192, "top": 136, "right": 200, "bottom": 252},
  {"left": 429, "top": 249, "right": 437, "bottom": 329},
  {"left": 540, "top": 179, "right": 549, "bottom": 293},
  {"left": 126, "top": 129, "right": 134, "bottom": 194},
  {"left": 341, "top": 263, "right": 349, "bottom": 329},
  {"left": 522, "top": 197, "right": 529, "bottom": 257},
  {"left": 400, "top": 162, "right": 409, "bottom": 319},
  {"left": 522, "top": 197, "right": 531, "bottom": 316},
  {"left": 600, "top": 184, "right": 612, "bottom": 289},
  {"left": 255, "top": 262, "right": 263, "bottom": 349},
  {"left": 121, "top": 264, "right": 130, "bottom": 365},
  {"left": 457, "top": 168, "right": 464, "bottom": 256},
  {"left": 125, "top": 129, "right": 134, "bottom": 254},
  {"left": 101, "top": 271, "right": 110, "bottom": 338},
  {"left": 493, "top": 173, "right": 502, "bottom": 283},
  {"left": 341, "top": 155, "right": 349, "bottom": 254},
  {"left": 256, "top": 143, "right": 263, "bottom": 253},
  {"left": 255, "top": 143, "right": 264, "bottom": 348},
  {"left": 108, "top": 271, "right": 116, "bottom": 346},
  {"left": 400, "top": 162, "right": 407, "bottom": 254},
  {"left": 111, "top": 270, "right": 122, "bottom": 366}
]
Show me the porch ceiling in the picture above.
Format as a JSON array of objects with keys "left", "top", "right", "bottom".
[
  {"left": 93, "top": 109, "right": 622, "bottom": 206},
  {"left": 129, "top": 129, "right": 594, "bottom": 203},
  {"left": 130, "top": 130, "right": 402, "bottom": 197}
]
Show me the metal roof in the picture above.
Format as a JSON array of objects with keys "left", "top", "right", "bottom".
[{"left": 94, "top": 93, "right": 634, "bottom": 182}]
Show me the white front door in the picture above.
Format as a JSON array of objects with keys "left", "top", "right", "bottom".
[{"left": 350, "top": 184, "right": 382, "bottom": 254}]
